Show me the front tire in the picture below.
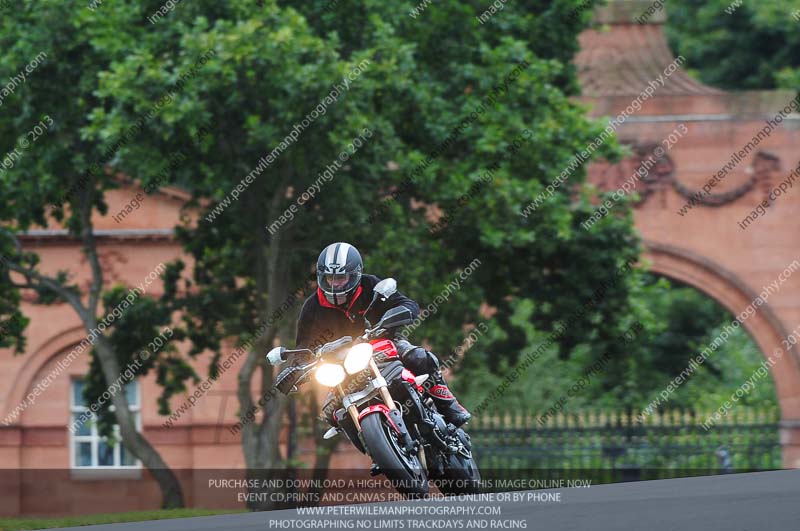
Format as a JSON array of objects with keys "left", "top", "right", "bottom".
[{"left": 360, "top": 412, "right": 428, "bottom": 497}]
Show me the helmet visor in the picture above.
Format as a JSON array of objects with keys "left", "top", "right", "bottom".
[{"left": 318, "top": 271, "right": 361, "bottom": 295}]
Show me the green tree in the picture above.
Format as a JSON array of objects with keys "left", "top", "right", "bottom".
[
  {"left": 455, "top": 274, "right": 778, "bottom": 416},
  {"left": 634, "top": 276, "right": 777, "bottom": 412},
  {"left": 1, "top": 0, "right": 645, "bottom": 510},
  {"left": 666, "top": 0, "right": 800, "bottom": 90},
  {"left": 634, "top": 276, "right": 728, "bottom": 378},
  {"left": 0, "top": 1, "right": 192, "bottom": 508},
  {"left": 89, "top": 2, "right": 644, "bottom": 509}
]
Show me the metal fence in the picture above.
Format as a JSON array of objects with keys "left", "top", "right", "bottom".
[{"left": 469, "top": 407, "right": 781, "bottom": 485}]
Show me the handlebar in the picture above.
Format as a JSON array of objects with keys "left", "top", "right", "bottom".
[
  {"left": 269, "top": 306, "right": 407, "bottom": 366},
  {"left": 270, "top": 327, "right": 399, "bottom": 393},
  {"left": 317, "top": 335, "right": 353, "bottom": 356}
]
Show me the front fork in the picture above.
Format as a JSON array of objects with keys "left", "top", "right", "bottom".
[
  {"left": 342, "top": 357, "right": 398, "bottom": 431},
  {"left": 341, "top": 358, "right": 421, "bottom": 463},
  {"left": 372, "top": 358, "right": 398, "bottom": 410}
]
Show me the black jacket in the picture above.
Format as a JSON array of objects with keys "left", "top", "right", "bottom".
[{"left": 295, "top": 274, "right": 420, "bottom": 351}]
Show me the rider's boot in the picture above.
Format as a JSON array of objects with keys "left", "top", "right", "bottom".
[{"left": 426, "top": 370, "right": 471, "bottom": 427}]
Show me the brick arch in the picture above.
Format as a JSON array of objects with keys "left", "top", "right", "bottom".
[
  {"left": 577, "top": 0, "right": 800, "bottom": 468},
  {"left": 2, "top": 325, "right": 89, "bottom": 425},
  {"left": 644, "top": 241, "right": 800, "bottom": 467}
]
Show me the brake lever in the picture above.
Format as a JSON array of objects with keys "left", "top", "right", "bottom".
[
  {"left": 275, "top": 359, "right": 318, "bottom": 395},
  {"left": 366, "top": 327, "right": 387, "bottom": 339},
  {"left": 316, "top": 336, "right": 353, "bottom": 357}
]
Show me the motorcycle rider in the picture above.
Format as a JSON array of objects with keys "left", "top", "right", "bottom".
[{"left": 290, "top": 242, "right": 471, "bottom": 427}]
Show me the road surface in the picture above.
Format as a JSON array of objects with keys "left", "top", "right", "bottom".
[{"left": 53, "top": 470, "right": 800, "bottom": 530}]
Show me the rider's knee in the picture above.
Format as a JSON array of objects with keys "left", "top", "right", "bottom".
[{"left": 400, "top": 346, "right": 437, "bottom": 375}]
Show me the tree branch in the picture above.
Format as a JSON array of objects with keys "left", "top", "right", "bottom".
[
  {"left": 4, "top": 260, "right": 88, "bottom": 320},
  {"left": 1, "top": 225, "right": 89, "bottom": 321},
  {"left": 78, "top": 177, "right": 104, "bottom": 319}
]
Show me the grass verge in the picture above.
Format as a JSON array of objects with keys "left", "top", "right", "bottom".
[{"left": 0, "top": 508, "right": 244, "bottom": 530}]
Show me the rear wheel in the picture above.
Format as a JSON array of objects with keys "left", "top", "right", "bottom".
[
  {"left": 436, "top": 452, "right": 481, "bottom": 495},
  {"left": 360, "top": 412, "right": 428, "bottom": 497},
  {"left": 435, "top": 428, "right": 481, "bottom": 495}
]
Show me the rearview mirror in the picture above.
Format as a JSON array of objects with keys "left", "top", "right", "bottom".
[
  {"left": 373, "top": 278, "right": 397, "bottom": 300},
  {"left": 377, "top": 306, "right": 413, "bottom": 329}
]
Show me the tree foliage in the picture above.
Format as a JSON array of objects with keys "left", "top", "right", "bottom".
[
  {"left": 75, "top": 0, "right": 643, "bottom": 506},
  {"left": 2, "top": 0, "right": 654, "bottom": 510},
  {"left": 0, "top": 0, "right": 193, "bottom": 508},
  {"left": 666, "top": 0, "right": 800, "bottom": 90},
  {"left": 454, "top": 275, "right": 778, "bottom": 414}
]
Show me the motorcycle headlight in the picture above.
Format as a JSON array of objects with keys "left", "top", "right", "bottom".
[
  {"left": 344, "top": 343, "right": 373, "bottom": 374},
  {"left": 315, "top": 363, "right": 346, "bottom": 387}
]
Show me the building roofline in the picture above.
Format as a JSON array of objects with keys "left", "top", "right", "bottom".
[{"left": 18, "top": 229, "right": 175, "bottom": 242}]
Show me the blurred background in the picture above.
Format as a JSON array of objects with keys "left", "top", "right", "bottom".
[{"left": 0, "top": 0, "right": 799, "bottom": 520}]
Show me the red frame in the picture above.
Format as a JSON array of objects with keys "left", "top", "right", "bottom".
[
  {"left": 369, "top": 338, "right": 398, "bottom": 359},
  {"left": 401, "top": 368, "right": 425, "bottom": 393},
  {"left": 357, "top": 404, "right": 400, "bottom": 433}
]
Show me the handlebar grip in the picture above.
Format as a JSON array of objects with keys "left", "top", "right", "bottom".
[{"left": 267, "top": 347, "right": 287, "bottom": 366}]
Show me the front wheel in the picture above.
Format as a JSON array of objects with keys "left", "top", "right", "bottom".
[{"left": 360, "top": 412, "right": 428, "bottom": 497}]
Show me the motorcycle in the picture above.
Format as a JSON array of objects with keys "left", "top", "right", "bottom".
[{"left": 267, "top": 278, "right": 480, "bottom": 497}]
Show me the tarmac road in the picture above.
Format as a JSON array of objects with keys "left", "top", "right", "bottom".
[{"left": 53, "top": 470, "right": 800, "bottom": 531}]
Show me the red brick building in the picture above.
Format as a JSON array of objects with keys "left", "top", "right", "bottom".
[
  {"left": 579, "top": 1, "right": 800, "bottom": 465},
  {"left": 1, "top": 0, "right": 799, "bottom": 517}
]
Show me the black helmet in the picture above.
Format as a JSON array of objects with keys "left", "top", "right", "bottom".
[{"left": 317, "top": 242, "right": 363, "bottom": 306}]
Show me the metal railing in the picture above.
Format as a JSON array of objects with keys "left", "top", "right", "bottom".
[{"left": 469, "top": 407, "right": 781, "bottom": 485}]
